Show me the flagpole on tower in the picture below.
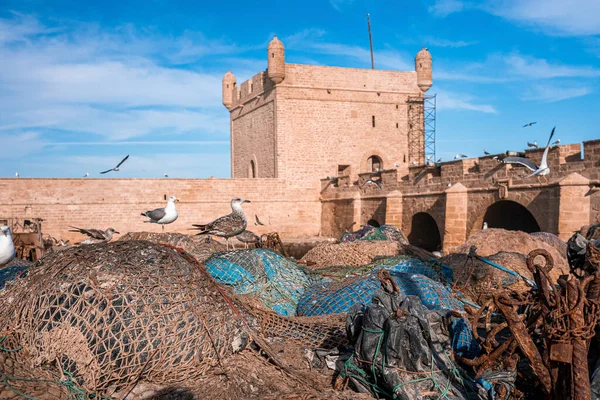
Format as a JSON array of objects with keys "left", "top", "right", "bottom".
[{"left": 366, "top": 13, "right": 374, "bottom": 69}]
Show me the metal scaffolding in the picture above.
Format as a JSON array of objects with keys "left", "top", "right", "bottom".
[{"left": 407, "top": 94, "right": 436, "bottom": 165}]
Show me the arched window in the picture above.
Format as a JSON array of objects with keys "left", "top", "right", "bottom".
[
  {"left": 367, "top": 155, "right": 382, "bottom": 172},
  {"left": 249, "top": 160, "right": 257, "bottom": 178}
]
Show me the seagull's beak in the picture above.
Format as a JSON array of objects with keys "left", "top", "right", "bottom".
[
  {"left": 243, "top": 199, "right": 251, "bottom": 203},
  {"left": 114, "top": 231, "right": 120, "bottom": 234},
  {"left": 175, "top": 199, "right": 180, "bottom": 202}
]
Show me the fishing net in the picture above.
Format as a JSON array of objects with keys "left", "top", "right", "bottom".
[
  {"left": 340, "top": 224, "right": 408, "bottom": 244},
  {"left": 341, "top": 277, "right": 483, "bottom": 399},
  {"left": 204, "top": 249, "right": 313, "bottom": 316},
  {"left": 297, "top": 269, "right": 464, "bottom": 317},
  {"left": 0, "top": 240, "right": 248, "bottom": 396},
  {"left": 119, "top": 231, "right": 226, "bottom": 263}
]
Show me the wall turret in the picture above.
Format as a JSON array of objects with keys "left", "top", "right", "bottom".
[
  {"left": 222, "top": 70, "right": 236, "bottom": 110},
  {"left": 415, "top": 47, "right": 432, "bottom": 93},
  {"left": 267, "top": 35, "right": 285, "bottom": 84}
]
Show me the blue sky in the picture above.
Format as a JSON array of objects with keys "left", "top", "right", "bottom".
[{"left": 1, "top": 0, "right": 599, "bottom": 178}]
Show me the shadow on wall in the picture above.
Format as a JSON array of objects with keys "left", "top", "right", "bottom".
[
  {"left": 482, "top": 200, "right": 540, "bottom": 233},
  {"left": 408, "top": 212, "right": 442, "bottom": 251}
]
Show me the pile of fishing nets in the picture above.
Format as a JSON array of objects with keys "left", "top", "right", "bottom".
[
  {"left": 340, "top": 224, "right": 408, "bottom": 244},
  {"left": 0, "top": 258, "right": 32, "bottom": 290},
  {"left": 119, "top": 231, "right": 226, "bottom": 263},
  {"left": 0, "top": 241, "right": 248, "bottom": 397},
  {"left": 204, "top": 249, "right": 313, "bottom": 316},
  {"left": 297, "top": 257, "right": 461, "bottom": 317},
  {"left": 300, "top": 241, "right": 402, "bottom": 269},
  {"left": 339, "top": 271, "right": 487, "bottom": 399}
]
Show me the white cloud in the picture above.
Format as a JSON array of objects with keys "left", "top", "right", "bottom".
[
  {"left": 483, "top": 0, "right": 600, "bottom": 36},
  {"left": 422, "top": 36, "right": 478, "bottom": 48},
  {"left": 428, "top": 0, "right": 465, "bottom": 17},
  {"left": 521, "top": 84, "right": 593, "bottom": 102},
  {"left": 427, "top": 0, "right": 600, "bottom": 36},
  {"left": 436, "top": 90, "right": 498, "bottom": 113},
  {"left": 329, "top": 0, "right": 354, "bottom": 11},
  {"left": 0, "top": 131, "right": 48, "bottom": 158},
  {"left": 0, "top": 14, "right": 234, "bottom": 142},
  {"left": 504, "top": 54, "right": 600, "bottom": 79}
]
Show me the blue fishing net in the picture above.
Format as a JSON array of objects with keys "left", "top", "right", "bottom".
[
  {"left": 204, "top": 249, "right": 313, "bottom": 316},
  {"left": 0, "top": 264, "right": 29, "bottom": 290},
  {"left": 297, "top": 269, "right": 464, "bottom": 317}
]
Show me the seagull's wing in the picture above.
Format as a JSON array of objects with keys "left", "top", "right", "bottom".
[
  {"left": 115, "top": 155, "right": 129, "bottom": 168},
  {"left": 144, "top": 208, "right": 166, "bottom": 221},
  {"left": 99, "top": 169, "right": 113, "bottom": 174},
  {"left": 502, "top": 156, "right": 538, "bottom": 172},
  {"left": 523, "top": 123, "right": 528, "bottom": 127},
  {"left": 540, "top": 127, "right": 556, "bottom": 168},
  {"left": 68, "top": 226, "right": 106, "bottom": 240}
]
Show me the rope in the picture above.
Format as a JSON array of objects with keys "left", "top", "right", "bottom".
[{"left": 468, "top": 246, "right": 537, "bottom": 288}]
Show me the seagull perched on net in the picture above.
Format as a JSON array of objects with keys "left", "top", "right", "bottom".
[
  {"left": 190, "top": 198, "right": 250, "bottom": 250},
  {"left": 503, "top": 127, "right": 556, "bottom": 185},
  {"left": 141, "top": 195, "right": 179, "bottom": 231},
  {"left": 100, "top": 155, "right": 129, "bottom": 174},
  {"left": 0, "top": 226, "right": 16, "bottom": 266},
  {"left": 527, "top": 141, "right": 538, "bottom": 149},
  {"left": 69, "top": 226, "right": 119, "bottom": 245},
  {"left": 523, "top": 122, "right": 537, "bottom": 127},
  {"left": 236, "top": 230, "right": 262, "bottom": 249}
]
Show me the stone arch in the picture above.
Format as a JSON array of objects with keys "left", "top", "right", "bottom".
[
  {"left": 408, "top": 212, "right": 442, "bottom": 251},
  {"left": 360, "top": 150, "right": 388, "bottom": 173},
  {"left": 480, "top": 200, "right": 541, "bottom": 233},
  {"left": 367, "top": 155, "right": 382, "bottom": 172},
  {"left": 366, "top": 218, "right": 381, "bottom": 227}
]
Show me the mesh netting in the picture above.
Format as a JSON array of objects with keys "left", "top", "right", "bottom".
[
  {"left": 297, "top": 269, "right": 464, "bottom": 317},
  {"left": 204, "top": 249, "right": 313, "bottom": 316},
  {"left": 340, "top": 224, "right": 408, "bottom": 244},
  {"left": 0, "top": 240, "right": 247, "bottom": 396},
  {"left": 307, "top": 255, "right": 453, "bottom": 284}
]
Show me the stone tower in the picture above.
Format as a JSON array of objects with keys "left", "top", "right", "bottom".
[
  {"left": 222, "top": 70, "right": 236, "bottom": 110},
  {"left": 415, "top": 47, "right": 432, "bottom": 93},
  {"left": 267, "top": 35, "right": 285, "bottom": 84},
  {"left": 225, "top": 36, "right": 431, "bottom": 186}
]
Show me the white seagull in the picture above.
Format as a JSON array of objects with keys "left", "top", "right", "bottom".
[
  {"left": 83, "top": 172, "right": 89, "bottom": 178},
  {"left": 141, "top": 195, "right": 179, "bottom": 231},
  {"left": 15, "top": 172, "right": 19, "bottom": 178},
  {"left": 100, "top": 155, "right": 129, "bottom": 174},
  {"left": 527, "top": 141, "right": 538, "bottom": 149},
  {"left": 0, "top": 226, "right": 16, "bottom": 266},
  {"left": 503, "top": 126, "right": 556, "bottom": 185}
]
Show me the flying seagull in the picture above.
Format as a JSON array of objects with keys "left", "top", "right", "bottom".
[
  {"left": 364, "top": 179, "right": 382, "bottom": 190},
  {"left": 552, "top": 139, "right": 560, "bottom": 146},
  {"left": 527, "top": 141, "right": 538, "bottom": 149},
  {"left": 164, "top": 173, "right": 168, "bottom": 178},
  {"left": 255, "top": 214, "right": 265, "bottom": 226},
  {"left": 190, "top": 198, "right": 250, "bottom": 250},
  {"left": 141, "top": 195, "right": 179, "bottom": 231},
  {"left": 483, "top": 149, "right": 490, "bottom": 155},
  {"left": 83, "top": 173, "right": 89, "bottom": 178},
  {"left": 0, "top": 226, "right": 16, "bottom": 266},
  {"left": 236, "top": 230, "right": 262, "bottom": 249},
  {"left": 68, "top": 226, "right": 119, "bottom": 245},
  {"left": 502, "top": 126, "right": 556, "bottom": 185},
  {"left": 100, "top": 155, "right": 129, "bottom": 174},
  {"left": 523, "top": 122, "right": 537, "bottom": 127}
]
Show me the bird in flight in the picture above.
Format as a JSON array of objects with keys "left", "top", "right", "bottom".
[
  {"left": 364, "top": 179, "right": 382, "bottom": 190},
  {"left": 255, "top": 214, "right": 265, "bottom": 226},
  {"left": 100, "top": 155, "right": 129, "bottom": 174},
  {"left": 552, "top": 139, "right": 560, "bottom": 146},
  {"left": 523, "top": 122, "right": 537, "bottom": 127},
  {"left": 483, "top": 149, "right": 490, "bottom": 155},
  {"left": 83, "top": 172, "right": 89, "bottom": 178},
  {"left": 502, "top": 127, "right": 556, "bottom": 185},
  {"left": 527, "top": 141, "right": 538, "bottom": 149}
]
